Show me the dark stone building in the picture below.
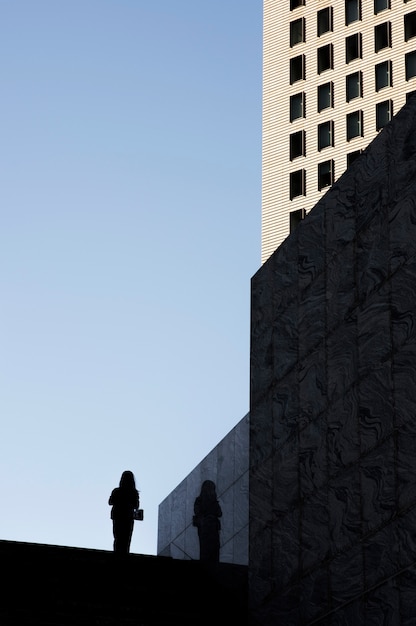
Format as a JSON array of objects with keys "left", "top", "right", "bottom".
[{"left": 249, "top": 96, "right": 416, "bottom": 624}]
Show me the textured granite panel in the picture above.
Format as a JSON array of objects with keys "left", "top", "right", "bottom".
[
  {"left": 299, "top": 566, "right": 330, "bottom": 624},
  {"left": 329, "top": 598, "right": 366, "bottom": 626},
  {"left": 250, "top": 456, "right": 273, "bottom": 529},
  {"left": 258, "top": 584, "right": 300, "bottom": 626},
  {"left": 329, "top": 544, "right": 364, "bottom": 608},
  {"left": 220, "top": 533, "right": 234, "bottom": 563},
  {"left": 396, "top": 506, "right": 416, "bottom": 571},
  {"left": 356, "top": 207, "right": 390, "bottom": 302},
  {"left": 248, "top": 521, "right": 274, "bottom": 607},
  {"left": 399, "top": 565, "right": 416, "bottom": 626},
  {"left": 273, "top": 297, "right": 299, "bottom": 381},
  {"left": 327, "top": 384, "right": 360, "bottom": 472},
  {"left": 392, "top": 342, "right": 416, "bottom": 428},
  {"left": 391, "top": 259, "right": 416, "bottom": 350},
  {"left": 299, "top": 416, "right": 327, "bottom": 498},
  {"left": 250, "top": 325, "right": 274, "bottom": 407},
  {"left": 249, "top": 96, "right": 416, "bottom": 623},
  {"left": 170, "top": 480, "right": 187, "bottom": 546},
  {"left": 389, "top": 195, "right": 416, "bottom": 268},
  {"left": 362, "top": 519, "right": 400, "bottom": 589},
  {"left": 271, "top": 509, "right": 300, "bottom": 588},
  {"left": 233, "top": 523, "right": 249, "bottom": 565},
  {"left": 170, "top": 530, "right": 186, "bottom": 560},
  {"left": 250, "top": 395, "right": 273, "bottom": 465},
  {"left": 184, "top": 523, "right": 199, "bottom": 560},
  {"left": 157, "top": 414, "right": 249, "bottom": 565},
  {"left": 358, "top": 362, "right": 394, "bottom": 454},
  {"left": 328, "top": 465, "right": 361, "bottom": 554},
  {"left": 298, "top": 270, "right": 326, "bottom": 360},
  {"left": 300, "top": 486, "right": 330, "bottom": 573},
  {"left": 271, "top": 434, "right": 299, "bottom": 516},
  {"left": 397, "top": 419, "right": 416, "bottom": 510},
  {"left": 365, "top": 579, "right": 401, "bottom": 625},
  {"left": 356, "top": 290, "right": 391, "bottom": 378},
  {"left": 326, "top": 240, "right": 356, "bottom": 330},
  {"left": 326, "top": 317, "right": 357, "bottom": 403},
  {"left": 272, "top": 369, "right": 299, "bottom": 432},
  {"left": 360, "top": 437, "right": 396, "bottom": 535},
  {"left": 216, "top": 427, "right": 234, "bottom": 496},
  {"left": 157, "top": 494, "right": 173, "bottom": 556},
  {"left": 298, "top": 345, "right": 327, "bottom": 426},
  {"left": 234, "top": 470, "right": 249, "bottom": 531},
  {"left": 220, "top": 483, "right": 234, "bottom": 546},
  {"left": 234, "top": 413, "right": 249, "bottom": 477}
]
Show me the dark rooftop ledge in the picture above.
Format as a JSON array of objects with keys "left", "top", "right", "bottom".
[{"left": 0, "top": 539, "right": 248, "bottom": 624}]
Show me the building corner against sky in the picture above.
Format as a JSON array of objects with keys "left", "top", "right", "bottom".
[{"left": 262, "top": 0, "right": 416, "bottom": 264}]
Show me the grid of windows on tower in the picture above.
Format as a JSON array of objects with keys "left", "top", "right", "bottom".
[{"left": 287, "top": 1, "right": 416, "bottom": 207}]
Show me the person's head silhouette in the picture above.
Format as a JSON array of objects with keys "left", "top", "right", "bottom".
[{"left": 119, "top": 470, "right": 136, "bottom": 490}]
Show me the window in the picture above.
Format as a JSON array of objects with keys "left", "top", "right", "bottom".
[
  {"left": 290, "top": 169, "right": 306, "bottom": 199},
  {"left": 374, "top": 0, "right": 390, "bottom": 13},
  {"left": 346, "top": 71, "right": 363, "bottom": 101},
  {"left": 376, "top": 100, "right": 393, "bottom": 130},
  {"left": 346, "top": 33, "right": 362, "bottom": 63},
  {"left": 347, "top": 110, "right": 363, "bottom": 140},
  {"left": 318, "top": 7, "right": 333, "bottom": 36},
  {"left": 375, "top": 22, "right": 392, "bottom": 52},
  {"left": 290, "top": 55, "right": 305, "bottom": 84},
  {"left": 318, "top": 44, "right": 333, "bottom": 74},
  {"left": 318, "top": 82, "right": 333, "bottom": 111},
  {"left": 290, "top": 208, "right": 306, "bottom": 233},
  {"left": 318, "top": 160, "right": 334, "bottom": 190},
  {"left": 290, "top": 92, "right": 306, "bottom": 121},
  {"left": 375, "top": 60, "right": 392, "bottom": 91},
  {"left": 318, "top": 120, "right": 334, "bottom": 150},
  {"left": 347, "top": 150, "right": 362, "bottom": 167},
  {"left": 346, "top": 0, "right": 361, "bottom": 25},
  {"left": 405, "top": 11, "right": 416, "bottom": 41},
  {"left": 290, "top": 17, "right": 305, "bottom": 46},
  {"left": 405, "top": 51, "right": 416, "bottom": 80},
  {"left": 290, "top": 130, "right": 306, "bottom": 160},
  {"left": 290, "top": 0, "right": 305, "bottom": 9}
]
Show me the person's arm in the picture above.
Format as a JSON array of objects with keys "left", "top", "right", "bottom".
[{"left": 109, "top": 488, "right": 117, "bottom": 506}]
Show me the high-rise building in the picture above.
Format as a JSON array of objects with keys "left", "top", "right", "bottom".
[{"left": 262, "top": 0, "right": 416, "bottom": 264}]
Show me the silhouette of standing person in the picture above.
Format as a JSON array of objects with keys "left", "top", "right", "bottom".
[
  {"left": 193, "top": 480, "right": 222, "bottom": 563},
  {"left": 108, "top": 470, "right": 139, "bottom": 554}
]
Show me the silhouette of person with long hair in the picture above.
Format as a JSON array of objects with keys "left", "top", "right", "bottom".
[
  {"left": 108, "top": 470, "right": 139, "bottom": 554},
  {"left": 193, "top": 480, "right": 222, "bottom": 563}
]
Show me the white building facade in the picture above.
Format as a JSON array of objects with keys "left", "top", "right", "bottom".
[{"left": 262, "top": 0, "right": 416, "bottom": 263}]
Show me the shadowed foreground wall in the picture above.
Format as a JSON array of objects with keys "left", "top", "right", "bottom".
[{"left": 249, "top": 97, "right": 416, "bottom": 624}]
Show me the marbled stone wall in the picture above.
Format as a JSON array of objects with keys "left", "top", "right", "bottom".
[
  {"left": 157, "top": 413, "right": 249, "bottom": 565},
  {"left": 249, "top": 97, "right": 416, "bottom": 624}
]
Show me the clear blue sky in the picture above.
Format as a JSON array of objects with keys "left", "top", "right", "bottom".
[{"left": 1, "top": 1, "right": 262, "bottom": 555}]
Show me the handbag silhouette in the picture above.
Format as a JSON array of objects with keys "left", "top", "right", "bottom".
[{"left": 133, "top": 508, "right": 144, "bottom": 521}]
